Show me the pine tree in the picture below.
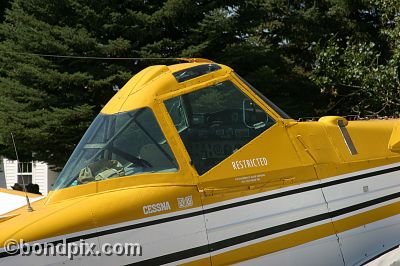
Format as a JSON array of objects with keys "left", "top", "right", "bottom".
[
  {"left": 0, "top": 0, "right": 10, "bottom": 22},
  {"left": 1, "top": 0, "right": 394, "bottom": 168},
  {"left": 0, "top": 0, "right": 242, "bottom": 167},
  {"left": 0, "top": 0, "right": 131, "bottom": 167}
]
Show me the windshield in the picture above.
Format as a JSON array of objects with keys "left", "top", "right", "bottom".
[{"left": 53, "top": 108, "right": 178, "bottom": 190}]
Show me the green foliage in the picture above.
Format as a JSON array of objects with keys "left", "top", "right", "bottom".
[
  {"left": 311, "top": 0, "right": 400, "bottom": 115},
  {"left": 1, "top": 0, "right": 399, "bottom": 168},
  {"left": 0, "top": 0, "right": 10, "bottom": 22}
]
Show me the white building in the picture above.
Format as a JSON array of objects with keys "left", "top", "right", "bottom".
[{"left": 0, "top": 158, "right": 58, "bottom": 196}]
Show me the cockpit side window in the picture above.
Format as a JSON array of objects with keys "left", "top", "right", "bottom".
[
  {"left": 53, "top": 108, "right": 178, "bottom": 189},
  {"left": 165, "top": 80, "right": 275, "bottom": 175}
]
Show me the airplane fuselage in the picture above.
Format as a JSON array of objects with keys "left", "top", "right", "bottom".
[{"left": 1, "top": 60, "right": 400, "bottom": 265}]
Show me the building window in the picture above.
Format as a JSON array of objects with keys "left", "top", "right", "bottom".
[
  {"left": 17, "top": 162, "right": 33, "bottom": 187},
  {"left": 18, "top": 162, "right": 32, "bottom": 173},
  {"left": 18, "top": 175, "right": 33, "bottom": 186}
]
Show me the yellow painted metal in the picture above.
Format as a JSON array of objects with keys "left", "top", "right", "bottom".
[
  {"left": 389, "top": 122, "right": 400, "bottom": 152},
  {"left": 187, "top": 200, "right": 400, "bottom": 265},
  {"left": 0, "top": 214, "right": 19, "bottom": 224},
  {"left": 1, "top": 59, "right": 400, "bottom": 265},
  {"left": 0, "top": 188, "right": 42, "bottom": 198}
]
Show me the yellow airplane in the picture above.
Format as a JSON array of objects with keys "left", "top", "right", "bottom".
[
  {"left": 1, "top": 59, "right": 400, "bottom": 265},
  {"left": 0, "top": 189, "right": 43, "bottom": 216}
]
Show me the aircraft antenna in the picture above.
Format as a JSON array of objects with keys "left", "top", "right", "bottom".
[{"left": 11, "top": 133, "right": 34, "bottom": 212}]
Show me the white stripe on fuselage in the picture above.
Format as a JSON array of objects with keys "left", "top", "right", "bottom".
[{"left": 2, "top": 162, "right": 400, "bottom": 265}]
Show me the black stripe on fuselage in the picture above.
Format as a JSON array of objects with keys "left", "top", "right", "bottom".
[
  {"left": 127, "top": 190, "right": 400, "bottom": 265},
  {"left": 203, "top": 165, "right": 400, "bottom": 214},
  {"left": 1, "top": 165, "right": 400, "bottom": 262}
]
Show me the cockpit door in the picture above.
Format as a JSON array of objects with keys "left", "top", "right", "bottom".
[{"left": 161, "top": 76, "right": 343, "bottom": 265}]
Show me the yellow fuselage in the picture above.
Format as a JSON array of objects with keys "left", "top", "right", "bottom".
[{"left": 1, "top": 60, "right": 400, "bottom": 265}]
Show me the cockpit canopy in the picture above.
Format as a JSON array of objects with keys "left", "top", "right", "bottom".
[{"left": 53, "top": 62, "right": 289, "bottom": 190}]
